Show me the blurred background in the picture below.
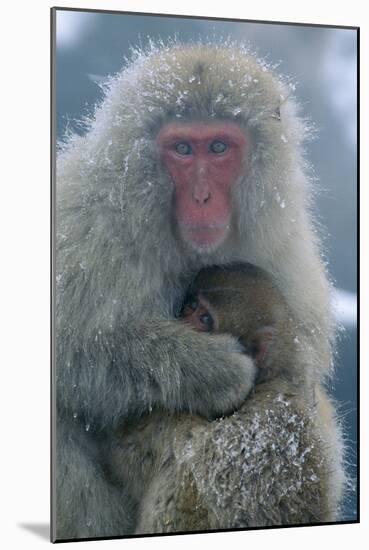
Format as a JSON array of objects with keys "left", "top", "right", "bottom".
[{"left": 54, "top": 8, "right": 358, "bottom": 522}]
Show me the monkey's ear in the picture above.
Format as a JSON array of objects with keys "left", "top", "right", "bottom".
[
  {"left": 273, "top": 92, "right": 291, "bottom": 121},
  {"left": 253, "top": 326, "right": 276, "bottom": 366}
]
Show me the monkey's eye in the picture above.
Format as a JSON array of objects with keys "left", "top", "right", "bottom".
[
  {"left": 199, "top": 312, "right": 214, "bottom": 331},
  {"left": 188, "top": 299, "right": 198, "bottom": 311},
  {"left": 175, "top": 142, "right": 192, "bottom": 155},
  {"left": 210, "top": 140, "right": 227, "bottom": 154}
]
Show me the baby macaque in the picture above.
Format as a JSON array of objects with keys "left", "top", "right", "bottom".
[
  {"left": 109, "top": 263, "right": 301, "bottom": 502},
  {"left": 128, "top": 262, "right": 341, "bottom": 532},
  {"left": 180, "top": 262, "right": 299, "bottom": 386}
]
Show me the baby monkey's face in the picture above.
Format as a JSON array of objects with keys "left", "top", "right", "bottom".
[
  {"left": 179, "top": 265, "right": 293, "bottom": 379},
  {"left": 180, "top": 293, "right": 218, "bottom": 333}
]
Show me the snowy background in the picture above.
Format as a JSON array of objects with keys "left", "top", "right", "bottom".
[{"left": 54, "top": 9, "right": 357, "bottom": 522}]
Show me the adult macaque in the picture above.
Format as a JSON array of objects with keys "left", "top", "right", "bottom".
[{"left": 54, "top": 42, "right": 344, "bottom": 540}]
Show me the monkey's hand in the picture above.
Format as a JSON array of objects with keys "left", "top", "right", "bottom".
[
  {"left": 183, "top": 339, "right": 256, "bottom": 420},
  {"left": 57, "top": 319, "right": 256, "bottom": 427},
  {"left": 121, "top": 320, "right": 256, "bottom": 421}
]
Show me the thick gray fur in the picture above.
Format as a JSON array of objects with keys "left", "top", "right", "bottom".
[{"left": 54, "top": 41, "right": 344, "bottom": 540}]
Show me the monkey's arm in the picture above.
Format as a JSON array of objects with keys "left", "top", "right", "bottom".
[
  {"left": 56, "top": 320, "right": 255, "bottom": 429},
  {"left": 135, "top": 380, "right": 342, "bottom": 533}
]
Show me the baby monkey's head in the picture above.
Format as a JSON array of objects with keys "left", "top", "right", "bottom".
[{"left": 180, "top": 263, "right": 296, "bottom": 380}]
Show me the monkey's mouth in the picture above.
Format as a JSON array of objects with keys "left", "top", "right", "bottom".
[{"left": 180, "top": 223, "right": 230, "bottom": 248}]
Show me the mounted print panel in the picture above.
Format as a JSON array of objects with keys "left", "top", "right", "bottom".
[{"left": 51, "top": 7, "right": 358, "bottom": 542}]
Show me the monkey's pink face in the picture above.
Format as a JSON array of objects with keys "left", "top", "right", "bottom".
[
  {"left": 180, "top": 293, "right": 218, "bottom": 333},
  {"left": 156, "top": 121, "right": 247, "bottom": 250}
]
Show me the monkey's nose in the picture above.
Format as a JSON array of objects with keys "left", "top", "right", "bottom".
[
  {"left": 193, "top": 193, "right": 211, "bottom": 205},
  {"left": 192, "top": 182, "right": 211, "bottom": 205}
]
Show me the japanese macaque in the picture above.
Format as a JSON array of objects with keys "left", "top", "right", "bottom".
[{"left": 53, "top": 40, "right": 344, "bottom": 541}]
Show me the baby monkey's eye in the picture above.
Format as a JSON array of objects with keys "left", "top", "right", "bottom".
[{"left": 199, "top": 312, "right": 214, "bottom": 331}]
